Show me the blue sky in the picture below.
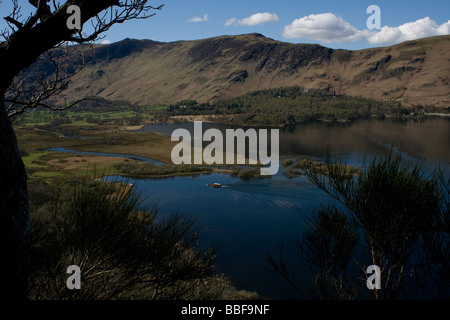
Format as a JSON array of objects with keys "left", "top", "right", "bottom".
[{"left": 1, "top": 0, "right": 449, "bottom": 50}]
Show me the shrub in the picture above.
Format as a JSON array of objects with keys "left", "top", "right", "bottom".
[
  {"left": 282, "top": 159, "right": 293, "bottom": 167},
  {"left": 269, "top": 150, "right": 450, "bottom": 300},
  {"left": 113, "top": 162, "right": 212, "bottom": 178},
  {"left": 231, "top": 167, "right": 269, "bottom": 180},
  {"left": 29, "top": 176, "right": 235, "bottom": 300}
]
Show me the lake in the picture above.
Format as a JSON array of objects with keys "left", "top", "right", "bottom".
[{"left": 117, "top": 118, "right": 449, "bottom": 299}]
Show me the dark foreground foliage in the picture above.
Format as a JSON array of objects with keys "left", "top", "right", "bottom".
[
  {"left": 268, "top": 151, "right": 450, "bottom": 300},
  {"left": 29, "top": 176, "right": 255, "bottom": 300}
]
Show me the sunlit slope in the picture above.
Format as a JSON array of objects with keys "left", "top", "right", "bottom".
[{"left": 63, "top": 33, "right": 450, "bottom": 107}]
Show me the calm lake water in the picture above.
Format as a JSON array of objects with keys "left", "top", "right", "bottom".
[{"left": 115, "top": 118, "right": 450, "bottom": 299}]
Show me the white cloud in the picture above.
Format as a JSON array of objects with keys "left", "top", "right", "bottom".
[
  {"left": 100, "top": 39, "right": 112, "bottom": 45},
  {"left": 282, "top": 13, "right": 363, "bottom": 43},
  {"left": 225, "top": 17, "right": 237, "bottom": 27},
  {"left": 282, "top": 13, "right": 450, "bottom": 45},
  {"left": 188, "top": 14, "right": 208, "bottom": 23},
  {"left": 239, "top": 12, "right": 279, "bottom": 26},
  {"left": 366, "top": 17, "right": 450, "bottom": 45},
  {"left": 225, "top": 12, "right": 279, "bottom": 27}
]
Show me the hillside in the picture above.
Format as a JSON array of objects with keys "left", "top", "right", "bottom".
[{"left": 61, "top": 33, "right": 450, "bottom": 108}]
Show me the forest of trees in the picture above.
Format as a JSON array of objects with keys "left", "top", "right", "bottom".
[{"left": 164, "top": 86, "right": 411, "bottom": 126}]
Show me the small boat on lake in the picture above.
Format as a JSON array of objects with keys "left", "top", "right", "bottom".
[{"left": 207, "top": 183, "right": 222, "bottom": 188}]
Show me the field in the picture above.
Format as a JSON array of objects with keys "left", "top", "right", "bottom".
[
  {"left": 15, "top": 110, "right": 175, "bottom": 182},
  {"left": 14, "top": 107, "right": 239, "bottom": 184}
]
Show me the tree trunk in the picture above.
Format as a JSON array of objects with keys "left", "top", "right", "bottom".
[{"left": 0, "top": 96, "right": 30, "bottom": 299}]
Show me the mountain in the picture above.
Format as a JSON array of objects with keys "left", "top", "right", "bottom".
[{"left": 62, "top": 33, "right": 450, "bottom": 108}]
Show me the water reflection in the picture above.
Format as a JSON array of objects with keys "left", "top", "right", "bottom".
[{"left": 140, "top": 118, "right": 450, "bottom": 168}]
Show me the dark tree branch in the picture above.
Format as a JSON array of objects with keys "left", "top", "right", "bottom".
[
  {"left": 0, "top": 1, "right": 164, "bottom": 94},
  {"left": 2, "top": 0, "right": 22, "bottom": 34},
  {"left": 6, "top": 97, "right": 85, "bottom": 117},
  {"left": 2, "top": 1, "right": 163, "bottom": 116},
  {"left": 67, "top": 3, "right": 163, "bottom": 44},
  {"left": 4, "top": 16, "right": 23, "bottom": 29},
  {"left": 5, "top": 44, "right": 93, "bottom": 117}
]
